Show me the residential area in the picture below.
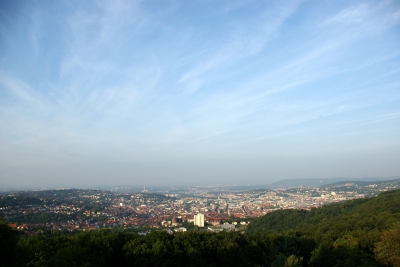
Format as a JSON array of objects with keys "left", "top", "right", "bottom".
[{"left": 1, "top": 178, "right": 399, "bottom": 234}]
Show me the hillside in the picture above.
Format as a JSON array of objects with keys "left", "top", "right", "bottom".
[
  {"left": 269, "top": 177, "right": 400, "bottom": 188},
  {"left": 247, "top": 189, "right": 400, "bottom": 234},
  {"left": 322, "top": 178, "right": 400, "bottom": 188}
]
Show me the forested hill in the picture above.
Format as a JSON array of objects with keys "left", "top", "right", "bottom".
[{"left": 246, "top": 189, "right": 400, "bottom": 234}]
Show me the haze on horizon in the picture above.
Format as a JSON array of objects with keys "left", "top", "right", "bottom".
[{"left": 1, "top": 0, "right": 400, "bottom": 189}]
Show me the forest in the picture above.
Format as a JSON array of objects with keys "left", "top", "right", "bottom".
[{"left": 1, "top": 190, "right": 400, "bottom": 267}]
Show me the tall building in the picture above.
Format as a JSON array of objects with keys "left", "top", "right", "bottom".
[{"left": 194, "top": 213, "right": 204, "bottom": 227}]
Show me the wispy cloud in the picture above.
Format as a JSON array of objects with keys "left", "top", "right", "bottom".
[
  {"left": 1, "top": 0, "right": 400, "bottom": 187},
  {"left": 0, "top": 73, "right": 42, "bottom": 104},
  {"left": 322, "top": 4, "right": 369, "bottom": 26},
  {"left": 176, "top": 0, "right": 304, "bottom": 94}
]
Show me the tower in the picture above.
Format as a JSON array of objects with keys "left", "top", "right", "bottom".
[{"left": 194, "top": 213, "right": 204, "bottom": 227}]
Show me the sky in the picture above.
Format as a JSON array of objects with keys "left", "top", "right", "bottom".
[{"left": 0, "top": 0, "right": 400, "bottom": 189}]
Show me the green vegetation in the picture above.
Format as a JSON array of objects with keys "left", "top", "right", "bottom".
[
  {"left": 247, "top": 189, "right": 400, "bottom": 234},
  {"left": 0, "top": 196, "right": 43, "bottom": 207},
  {"left": 11, "top": 213, "right": 77, "bottom": 224},
  {"left": 1, "top": 190, "right": 399, "bottom": 266},
  {"left": 1, "top": 225, "right": 316, "bottom": 267},
  {"left": 374, "top": 223, "right": 400, "bottom": 267}
]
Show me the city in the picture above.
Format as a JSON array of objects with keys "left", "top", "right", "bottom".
[
  {"left": 2, "top": 178, "right": 399, "bottom": 234},
  {"left": 1, "top": 0, "right": 399, "bottom": 265}
]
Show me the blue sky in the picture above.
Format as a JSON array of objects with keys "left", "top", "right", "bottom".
[{"left": 1, "top": 0, "right": 400, "bottom": 189}]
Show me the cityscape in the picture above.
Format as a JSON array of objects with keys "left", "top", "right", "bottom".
[
  {"left": 1, "top": 0, "right": 400, "bottom": 265},
  {"left": 2, "top": 178, "right": 399, "bottom": 234}
]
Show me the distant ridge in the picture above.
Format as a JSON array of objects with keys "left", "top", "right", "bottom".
[
  {"left": 323, "top": 178, "right": 400, "bottom": 188},
  {"left": 268, "top": 176, "right": 400, "bottom": 188}
]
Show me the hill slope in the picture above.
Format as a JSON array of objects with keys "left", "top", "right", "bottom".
[
  {"left": 269, "top": 177, "right": 400, "bottom": 187},
  {"left": 247, "top": 189, "right": 400, "bottom": 234}
]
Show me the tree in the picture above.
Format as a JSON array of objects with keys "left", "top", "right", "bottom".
[
  {"left": 271, "top": 253, "right": 302, "bottom": 267},
  {"left": 374, "top": 223, "right": 400, "bottom": 267},
  {"left": 309, "top": 241, "right": 336, "bottom": 267},
  {"left": 284, "top": 254, "right": 303, "bottom": 267},
  {"left": 0, "top": 220, "right": 19, "bottom": 267},
  {"left": 332, "top": 235, "right": 374, "bottom": 267},
  {"left": 271, "top": 253, "right": 286, "bottom": 267}
]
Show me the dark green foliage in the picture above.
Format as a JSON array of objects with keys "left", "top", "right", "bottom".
[
  {"left": 5, "top": 230, "right": 316, "bottom": 267},
  {"left": 0, "top": 196, "right": 43, "bottom": 207},
  {"left": 374, "top": 223, "right": 400, "bottom": 267},
  {"left": 16, "top": 230, "right": 131, "bottom": 267},
  {"left": 11, "top": 212, "right": 77, "bottom": 224},
  {"left": 247, "top": 189, "right": 400, "bottom": 235},
  {"left": 248, "top": 190, "right": 400, "bottom": 266},
  {"left": 0, "top": 219, "right": 19, "bottom": 267}
]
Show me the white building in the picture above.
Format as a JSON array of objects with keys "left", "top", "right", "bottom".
[
  {"left": 194, "top": 213, "right": 204, "bottom": 227},
  {"left": 174, "top": 227, "right": 187, "bottom": 232},
  {"left": 221, "top": 224, "right": 235, "bottom": 231}
]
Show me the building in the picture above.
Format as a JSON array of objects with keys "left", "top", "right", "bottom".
[
  {"left": 208, "top": 227, "right": 223, "bottom": 233},
  {"left": 174, "top": 227, "right": 187, "bottom": 232},
  {"left": 221, "top": 223, "right": 235, "bottom": 231},
  {"left": 194, "top": 213, "right": 204, "bottom": 227}
]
